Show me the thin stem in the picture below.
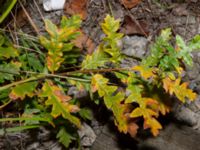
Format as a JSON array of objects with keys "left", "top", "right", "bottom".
[
  {"left": 0, "top": 67, "right": 128, "bottom": 92},
  {"left": 60, "top": 67, "right": 131, "bottom": 75},
  {"left": 14, "top": 44, "right": 43, "bottom": 54},
  {"left": 0, "top": 28, "right": 38, "bottom": 41},
  {"left": 21, "top": 71, "right": 91, "bottom": 82},
  {"left": 18, "top": 0, "right": 40, "bottom": 35},
  {"left": 0, "top": 75, "right": 44, "bottom": 92},
  {"left": 0, "top": 99, "right": 12, "bottom": 110},
  {"left": 107, "top": 0, "right": 114, "bottom": 16}
]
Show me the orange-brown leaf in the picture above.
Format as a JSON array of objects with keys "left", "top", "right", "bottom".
[
  {"left": 39, "top": 80, "right": 81, "bottom": 127},
  {"left": 162, "top": 77, "right": 197, "bottom": 102},
  {"left": 72, "top": 30, "right": 95, "bottom": 54},
  {"left": 64, "top": 0, "right": 88, "bottom": 20},
  {"left": 120, "top": 0, "right": 142, "bottom": 9},
  {"left": 127, "top": 122, "right": 139, "bottom": 137},
  {"left": 120, "top": 15, "right": 149, "bottom": 36},
  {"left": 162, "top": 77, "right": 173, "bottom": 94}
]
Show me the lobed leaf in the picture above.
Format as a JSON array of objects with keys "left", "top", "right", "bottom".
[
  {"left": 162, "top": 77, "right": 197, "bottom": 102},
  {"left": 81, "top": 45, "right": 109, "bottom": 69},
  {"left": 0, "top": 34, "right": 18, "bottom": 59},
  {"left": 132, "top": 65, "right": 156, "bottom": 80},
  {"left": 9, "top": 81, "right": 38, "bottom": 100},
  {"left": 40, "top": 17, "right": 81, "bottom": 73},
  {"left": 92, "top": 74, "right": 129, "bottom": 133},
  {"left": 56, "top": 127, "right": 74, "bottom": 148},
  {"left": 39, "top": 80, "right": 81, "bottom": 127},
  {"left": 101, "top": 15, "right": 121, "bottom": 35},
  {"left": 0, "top": 62, "right": 21, "bottom": 83}
]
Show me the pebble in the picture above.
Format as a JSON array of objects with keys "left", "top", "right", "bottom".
[
  {"left": 173, "top": 104, "right": 197, "bottom": 126},
  {"left": 122, "top": 36, "right": 148, "bottom": 58},
  {"left": 78, "top": 123, "right": 97, "bottom": 147}
]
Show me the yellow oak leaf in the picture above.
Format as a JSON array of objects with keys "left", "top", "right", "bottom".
[
  {"left": 132, "top": 65, "right": 156, "bottom": 80},
  {"left": 163, "top": 77, "right": 197, "bottom": 102},
  {"left": 39, "top": 80, "right": 81, "bottom": 127},
  {"left": 144, "top": 117, "right": 162, "bottom": 136}
]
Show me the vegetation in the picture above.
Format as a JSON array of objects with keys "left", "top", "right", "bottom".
[
  {"left": 0, "top": 14, "right": 199, "bottom": 148},
  {"left": 0, "top": 0, "right": 17, "bottom": 23}
]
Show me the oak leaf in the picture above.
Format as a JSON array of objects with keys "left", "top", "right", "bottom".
[
  {"left": 39, "top": 80, "right": 81, "bottom": 127},
  {"left": 9, "top": 81, "right": 38, "bottom": 100},
  {"left": 132, "top": 65, "right": 156, "bottom": 80},
  {"left": 162, "top": 77, "right": 197, "bottom": 102},
  {"left": 56, "top": 127, "right": 74, "bottom": 148},
  {"left": 144, "top": 117, "right": 162, "bottom": 136},
  {"left": 92, "top": 74, "right": 129, "bottom": 133}
]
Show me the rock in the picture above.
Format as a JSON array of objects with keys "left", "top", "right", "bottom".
[
  {"left": 78, "top": 123, "right": 97, "bottom": 147},
  {"left": 68, "top": 86, "right": 88, "bottom": 99},
  {"left": 122, "top": 36, "right": 148, "bottom": 58},
  {"left": 42, "top": 141, "right": 62, "bottom": 150},
  {"left": 187, "top": 16, "right": 196, "bottom": 24},
  {"left": 120, "top": 57, "right": 139, "bottom": 68},
  {"left": 91, "top": 120, "right": 104, "bottom": 135},
  {"left": 193, "top": 96, "right": 200, "bottom": 111},
  {"left": 173, "top": 104, "right": 197, "bottom": 126},
  {"left": 186, "top": 63, "right": 200, "bottom": 80},
  {"left": 37, "top": 127, "right": 51, "bottom": 141},
  {"left": 92, "top": 122, "right": 200, "bottom": 150},
  {"left": 43, "top": 0, "right": 66, "bottom": 11},
  {"left": 138, "top": 123, "right": 200, "bottom": 150},
  {"left": 26, "top": 142, "right": 40, "bottom": 150}
]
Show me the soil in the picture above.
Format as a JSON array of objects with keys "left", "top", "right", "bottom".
[{"left": 1, "top": 0, "right": 200, "bottom": 149}]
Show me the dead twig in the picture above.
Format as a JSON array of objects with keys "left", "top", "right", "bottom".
[
  {"left": 18, "top": 0, "right": 40, "bottom": 35},
  {"left": 126, "top": 10, "right": 148, "bottom": 38},
  {"left": 33, "top": 0, "right": 45, "bottom": 22}
]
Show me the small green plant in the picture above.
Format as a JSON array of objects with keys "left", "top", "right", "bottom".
[{"left": 0, "top": 14, "right": 199, "bottom": 148}]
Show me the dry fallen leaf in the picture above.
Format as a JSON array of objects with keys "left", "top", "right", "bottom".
[
  {"left": 14, "top": 9, "right": 27, "bottom": 28},
  {"left": 128, "top": 122, "right": 139, "bottom": 137},
  {"left": 73, "top": 30, "right": 96, "bottom": 54},
  {"left": 64, "top": 0, "right": 88, "bottom": 20},
  {"left": 120, "top": 0, "right": 141, "bottom": 9},
  {"left": 120, "top": 15, "right": 149, "bottom": 36}
]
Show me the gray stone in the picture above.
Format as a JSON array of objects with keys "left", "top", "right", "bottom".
[
  {"left": 120, "top": 57, "right": 139, "bottom": 68},
  {"left": 67, "top": 87, "right": 88, "bottom": 99},
  {"left": 186, "top": 63, "right": 200, "bottom": 80},
  {"left": 188, "top": 16, "right": 196, "bottom": 25},
  {"left": 78, "top": 123, "right": 97, "bottom": 147},
  {"left": 138, "top": 124, "right": 200, "bottom": 150},
  {"left": 42, "top": 141, "right": 62, "bottom": 150},
  {"left": 173, "top": 105, "right": 197, "bottom": 126},
  {"left": 26, "top": 142, "right": 40, "bottom": 150},
  {"left": 122, "top": 36, "right": 148, "bottom": 58}
]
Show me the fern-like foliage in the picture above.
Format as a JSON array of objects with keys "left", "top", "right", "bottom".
[
  {"left": 40, "top": 16, "right": 81, "bottom": 73},
  {"left": 82, "top": 15, "right": 124, "bottom": 69},
  {"left": 0, "top": 14, "right": 199, "bottom": 149},
  {"left": 84, "top": 21, "right": 198, "bottom": 136},
  {"left": 92, "top": 74, "right": 129, "bottom": 133},
  {"left": 9, "top": 81, "right": 38, "bottom": 100},
  {"left": 39, "top": 80, "right": 81, "bottom": 127}
]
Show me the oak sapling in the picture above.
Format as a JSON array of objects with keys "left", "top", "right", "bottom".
[{"left": 0, "top": 15, "right": 199, "bottom": 148}]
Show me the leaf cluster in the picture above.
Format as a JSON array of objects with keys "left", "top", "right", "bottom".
[{"left": 0, "top": 15, "right": 199, "bottom": 148}]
